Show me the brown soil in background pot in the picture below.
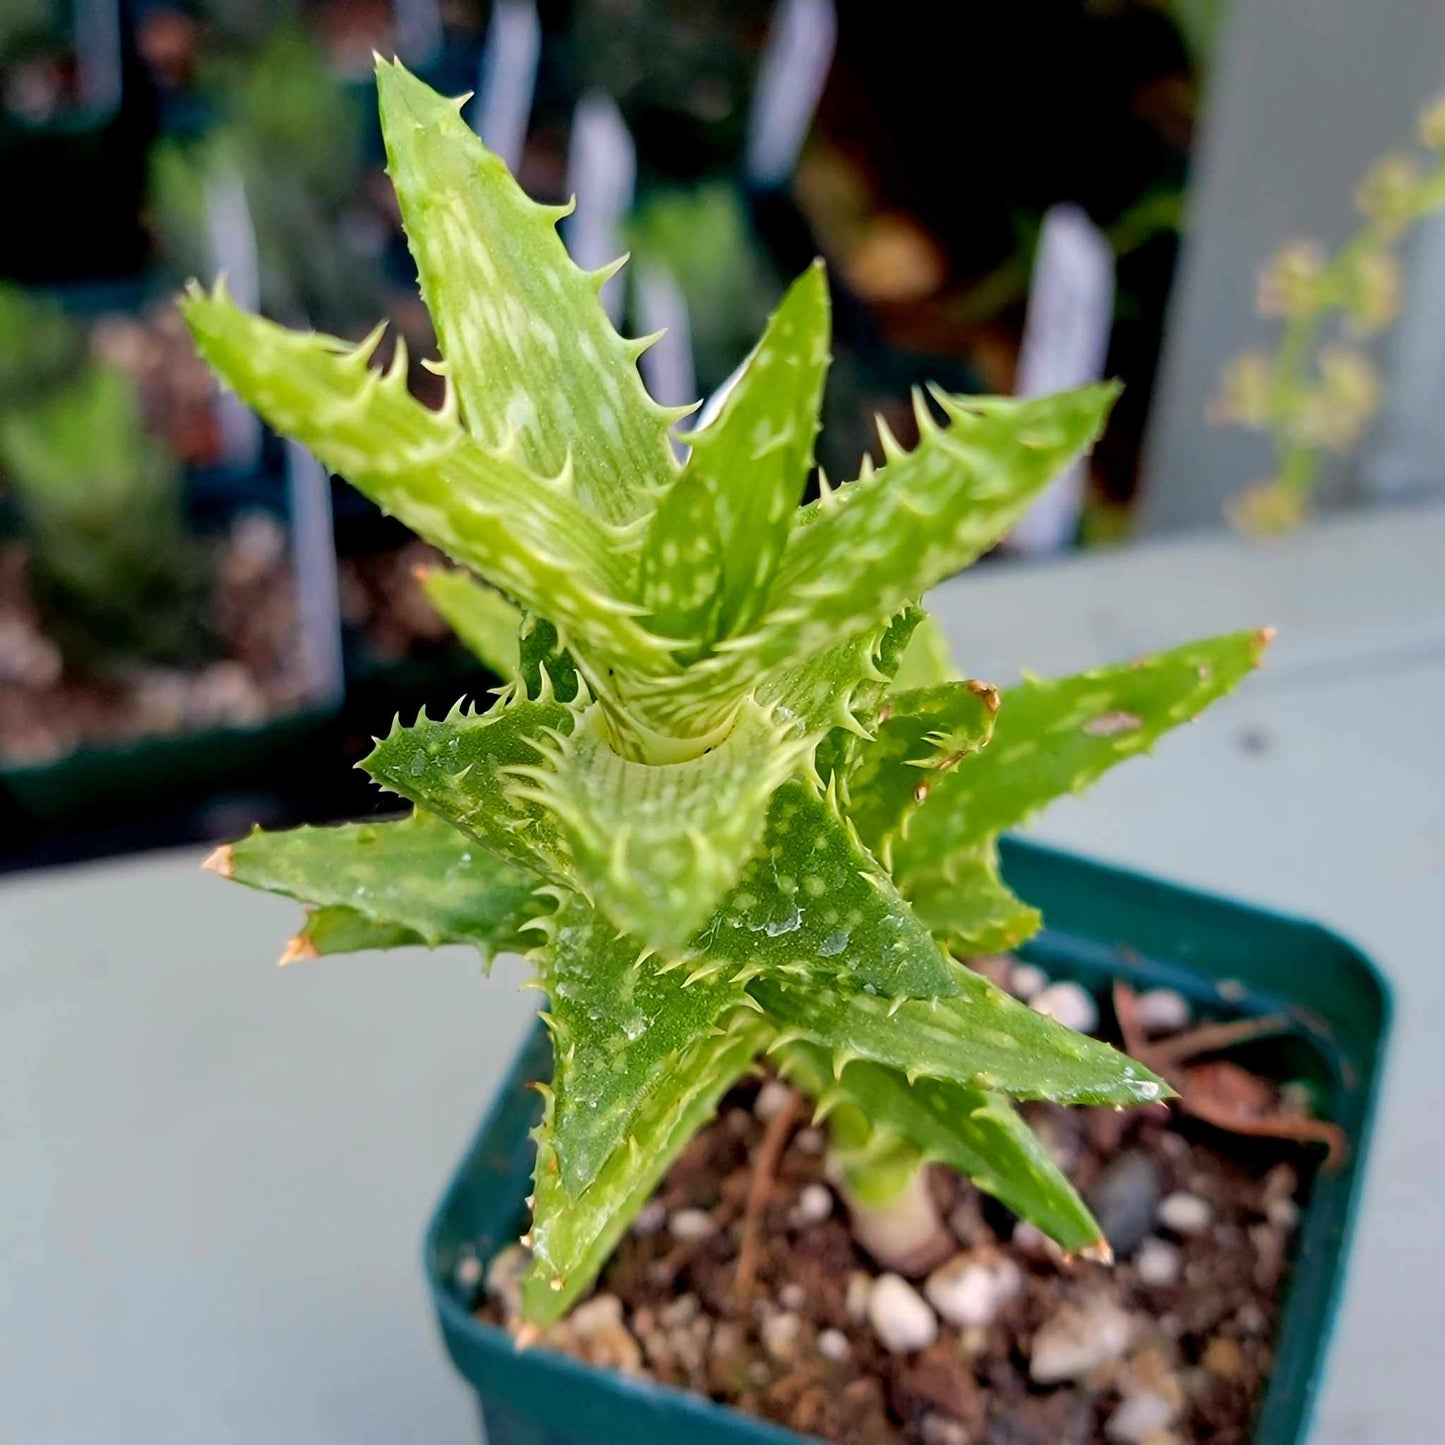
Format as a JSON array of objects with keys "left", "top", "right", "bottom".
[
  {"left": 479, "top": 984, "right": 1315, "bottom": 1445},
  {"left": 0, "top": 512, "right": 308, "bottom": 766},
  {"left": 338, "top": 539, "right": 457, "bottom": 664}
]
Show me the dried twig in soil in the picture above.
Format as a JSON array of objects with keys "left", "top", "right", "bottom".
[{"left": 733, "top": 1086, "right": 801, "bottom": 1299}]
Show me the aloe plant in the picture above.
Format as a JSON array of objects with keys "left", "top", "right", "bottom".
[{"left": 193, "top": 60, "right": 1267, "bottom": 1327}]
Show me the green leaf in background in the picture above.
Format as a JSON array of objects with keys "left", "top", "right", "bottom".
[
  {"left": 752, "top": 961, "right": 1169, "bottom": 1107},
  {"left": 361, "top": 695, "right": 579, "bottom": 880},
  {"left": 524, "top": 1013, "right": 770, "bottom": 1323},
  {"left": 777, "top": 1041, "right": 1105, "bottom": 1255},
  {"left": 181, "top": 288, "right": 669, "bottom": 676},
  {"left": 681, "top": 261, "right": 829, "bottom": 638},
  {"left": 290, "top": 906, "right": 426, "bottom": 959},
  {"left": 376, "top": 58, "right": 686, "bottom": 526},
  {"left": 890, "top": 608, "right": 957, "bottom": 692},
  {"left": 846, "top": 679, "right": 1000, "bottom": 867},
  {"left": 894, "top": 631, "right": 1272, "bottom": 878},
  {"left": 533, "top": 892, "right": 748, "bottom": 1196},
  {"left": 903, "top": 842, "right": 1042, "bottom": 956},
  {"left": 520, "top": 700, "right": 810, "bottom": 952},
  {"left": 695, "top": 780, "right": 957, "bottom": 1000},
  {"left": 416, "top": 566, "right": 522, "bottom": 681},
  {"left": 211, "top": 808, "right": 542, "bottom": 965}
]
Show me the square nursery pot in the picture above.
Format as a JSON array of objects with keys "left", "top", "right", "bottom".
[{"left": 424, "top": 837, "right": 1391, "bottom": 1445}]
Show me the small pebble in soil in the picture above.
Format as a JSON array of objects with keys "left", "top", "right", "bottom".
[
  {"left": 794, "top": 1126, "right": 825, "bottom": 1155},
  {"left": 453, "top": 1248, "right": 483, "bottom": 1294},
  {"left": 1009, "top": 961, "right": 1049, "bottom": 1000},
  {"left": 761, "top": 1310, "right": 803, "bottom": 1364},
  {"left": 1156, "top": 1191, "right": 1213, "bottom": 1236},
  {"left": 1030, "top": 980, "right": 1100, "bottom": 1034},
  {"left": 631, "top": 1199, "right": 667, "bottom": 1236},
  {"left": 789, "top": 1181, "right": 833, "bottom": 1228},
  {"left": 754, "top": 1078, "right": 795, "bottom": 1122},
  {"left": 1088, "top": 1149, "right": 1163, "bottom": 1258},
  {"left": 778, "top": 1282, "right": 807, "bottom": 1311},
  {"left": 485, "top": 1243, "right": 529, "bottom": 1323},
  {"left": 923, "top": 1248, "right": 1022, "bottom": 1328},
  {"left": 846, "top": 1270, "right": 873, "bottom": 1323},
  {"left": 668, "top": 1208, "right": 716, "bottom": 1241},
  {"left": 1135, "top": 987, "right": 1193, "bottom": 1034},
  {"left": 919, "top": 1414, "right": 971, "bottom": 1445},
  {"left": 1134, "top": 1236, "right": 1183, "bottom": 1287},
  {"left": 1011, "top": 1221, "right": 1065, "bottom": 1262},
  {"left": 1106, "top": 1388, "right": 1180, "bottom": 1443},
  {"left": 566, "top": 1293, "right": 643, "bottom": 1376},
  {"left": 817, "top": 1328, "right": 850, "bottom": 1362},
  {"left": 1028, "top": 1295, "right": 1135, "bottom": 1383},
  {"left": 867, "top": 1273, "right": 939, "bottom": 1354}
]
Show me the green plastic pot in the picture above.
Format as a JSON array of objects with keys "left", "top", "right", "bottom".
[{"left": 424, "top": 837, "right": 1390, "bottom": 1445}]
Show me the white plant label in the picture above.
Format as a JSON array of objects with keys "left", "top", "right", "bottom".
[
  {"left": 564, "top": 92, "right": 636, "bottom": 324},
  {"left": 471, "top": 0, "right": 541, "bottom": 174},
  {"left": 203, "top": 168, "right": 264, "bottom": 472},
  {"left": 1009, "top": 203, "right": 1115, "bottom": 555},
  {"left": 285, "top": 441, "right": 345, "bottom": 710},
  {"left": 394, "top": 0, "right": 444, "bottom": 70},
  {"left": 746, "top": 0, "right": 837, "bottom": 187}
]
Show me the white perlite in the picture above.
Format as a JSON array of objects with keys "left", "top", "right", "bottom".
[
  {"left": 924, "top": 1250, "right": 1023, "bottom": 1328},
  {"left": 668, "top": 1207, "right": 716, "bottom": 1241},
  {"left": 761, "top": 1311, "right": 802, "bottom": 1364},
  {"left": 1134, "top": 1236, "right": 1182, "bottom": 1287},
  {"left": 1030, "top": 980, "right": 1099, "bottom": 1034},
  {"left": 817, "top": 1328, "right": 850, "bottom": 1361},
  {"left": 1157, "top": 1191, "right": 1213, "bottom": 1236},
  {"left": 867, "top": 1273, "right": 939, "bottom": 1354},
  {"left": 1010, "top": 961, "right": 1049, "bottom": 1000},
  {"left": 789, "top": 1182, "right": 834, "bottom": 1228},
  {"left": 1135, "top": 987, "right": 1192, "bottom": 1034},
  {"left": 1106, "top": 1389, "right": 1180, "bottom": 1443},
  {"left": 1029, "top": 1297, "right": 1135, "bottom": 1383},
  {"left": 754, "top": 1078, "right": 795, "bottom": 1122}
]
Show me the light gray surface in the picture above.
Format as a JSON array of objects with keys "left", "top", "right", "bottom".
[
  {"left": 1141, "top": 0, "right": 1445, "bottom": 532},
  {"left": 4, "top": 503, "right": 1443, "bottom": 1442}
]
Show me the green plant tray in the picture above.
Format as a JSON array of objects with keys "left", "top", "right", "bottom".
[
  {"left": 424, "top": 837, "right": 1390, "bottom": 1444},
  {"left": 0, "top": 705, "right": 335, "bottom": 837}
]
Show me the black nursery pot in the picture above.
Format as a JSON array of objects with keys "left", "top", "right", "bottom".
[{"left": 424, "top": 838, "right": 1390, "bottom": 1445}]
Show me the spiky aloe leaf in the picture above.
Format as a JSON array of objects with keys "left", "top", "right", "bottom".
[
  {"left": 210, "top": 809, "right": 541, "bottom": 964},
  {"left": 362, "top": 695, "right": 578, "bottom": 880},
  {"left": 777, "top": 1041, "right": 1104, "bottom": 1254},
  {"left": 292, "top": 905, "right": 425, "bottom": 957},
  {"left": 680, "top": 262, "right": 829, "bottom": 637},
  {"left": 846, "top": 679, "right": 1000, "bottom": 866},
  {"left": 524, "top": 1011, "right": 770, "bottom": 1323},
  {"left": 751, "top": 963, "right": 1168, "bottom": 1107},
  {"left": 904, "top": 842, "right": 1042, "bottom": 956},
  {"left": 517, "top": 615, "right": 580, "bottom": 704},
  {"left": 533, "top": 892, "right": 748, "bottom": 1196},
  {"left": 697, "top": 780, "right": 956, "bottom": 999},
  {"left": 893, "top": 631, "right": 1272, "bottom": 885},
  {"left": 761, "top": 604, "right": 922, "bottom": 784},
  {"left": 417, "top": 566, "right": 521, "bottom": 680},
  {"left": 636, "top": 469, "right": 724, "bottom": 646},
  {"left": 519, "top": 700, "right": 811, "bottom": 952},
  {"left": 654, "top": 384, "right": 1118, "bottom": 727},
  {"left": 181, "top": 289, "right": 668, "bottom": 675},
  {"left": 890, "top": 608, "right": 956, "bottom": 691},
  {"left": 376, "top": 58, "right": 682, "bottom": 526}
]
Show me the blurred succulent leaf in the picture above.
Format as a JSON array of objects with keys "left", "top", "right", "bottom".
[
  {"left": 903, "top": 842, "right": 1043, "bottom": 956},
  {"left": 417, "top": 565, "right": 522, "bottom": 680},
  {"left": 890, "top": 608, "right": 957, "bottom": 691}
]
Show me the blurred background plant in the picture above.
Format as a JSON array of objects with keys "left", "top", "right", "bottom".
[{"left": 1213, "top": 94, "right": 1445, "bottom": 533}]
